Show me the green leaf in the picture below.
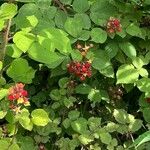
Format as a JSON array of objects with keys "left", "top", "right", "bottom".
[
  {"left": 119, "top": 42, "right": 137, "bottom": 59},
  {"left": 6, "top": 44, "right": 22, "bottom": 58},
  {"left": 71, "top": 118, "right": 87, "bottom": 134},
  {"left": 100, "top": 65, "right": 114, "bottom": 78},
  {"left": 136, "top": 78, "right": 150, "bottom": 93},
  {"left": 7, "top": 58, "right": 36, "bottom": 84},
  {"left": 41, "top": 6, "right": 56, "bottom": 19},
  {"left": 0, "top": 77, "right": 6, "bottom": 86},
  {"left": 60, "top": 0, "right": 72, "bottom": 5},
  {"left": 90, "top": 144, "right": 101, "bottom": 150},
  {"left": 18, "top": 108, "right": 33, "bottom": 131},
  {"left": 26, "top": 15, "right": 38, "bottom": 28},
  {"left": 128, "top": 119, "right": 142, "bottom": 132},
  {"left": 7, "top": 124, "right": 16, "bottom": 136},
  {"left": 63, "top": 98, "right": 72, "bottom": 108},
  {"left": 138, "top": 68, "right": 148, "bottom": 77},
  {"left": 9, "top": 143, "right": 20, "bottom": 150},
  {"left": 74, "top": 13, "right": 91, "bottom": 30},
  {"left": 58, "top": 77, "right": 69, "bottom": 88},
  {"left": 113, "top": 109, "right": 128, "bottom": 124},
  {"left": 38, "top": 28, "right": 72, "bottom": 54},
  {"left": 0, "top": 111, "right": 7, "bottom": 119},
  {"left": 126, "top": 23, "right": 142, "bottom": 37},
  {"left": 132, "top": 56, "right": 146, "bottom": 69},
  {"left": 0, "top": 140, "right": 9, "bottom": 150},
  {"left": 117, "top": 124, "right": 128, "bottom": 134},
  {"left": 78, "top": 134, "right": 94, "bottom": 145},
  {"left": 116, "top": 64, "right": 139, "bottom": 84},
  {"left": 16, "top": 0, "right": 35, "bottom": 2},
  {"left": 15, "top": 3, "right": 41, "bottom": 29},
  {"left": 88, "top": 89, "right": 101, "bottom": 102},
  {"left": 78, "top": 30, "right": 90, "bottom": 41},
  {"left": 90, "top": 0, "right": 117, "bottom": 26},
  {"left": 0, "top": 20, "right": 4, "bottom": 31},
  {"left": 28, "top": 42, "right": 64, "bottom": 68},
  {"left": 31, "top": 109, "right": 50, "bottom": 126},
  {"left": 64, "top": 17, "right": 83, "bottom": 38},
  {"left": 92, "top": 51, "right": 111, "bottom": 70},
  {"left": 63, "top": 118, "right": 71, "bottom": 129},
  {"left": 139, "top": 94, "right": 149, "bottom": 107},
  {"left": 0, "top": 89, "right": 8, "bottom": 100},
  {"left": 145, "top": 0, "right": 150, "bottom": 4},
  {"left": 105, "top": 42, "right": 119, "bottom": 59},
  {"left": 50, "top": 66, "right": 66, "bottom": 77},
  {"left": 129, "top": 131, "right": 150, "bottom": 148},
  {"left": 35, "top": 0, "right": 52, "bottom": 9},
  {"left": 16, "top": 136, "right": 36, "bottom": 150},
  {"left": 143, "top": 108, "right": 150, "bottom": 123},
  {"left": 72, "top": 0, "right": 89, "bottom": 13},
  {"left": 126, "top": 114, "right": 135, "bottom": 124},
  {"left": 91, "top": 28, "right": 107, "bottom": 43},
  {"left": 71, "top": 49, "right": 83, "bottom": 61},
  {"left": 0, "top": 3, "right": 17, "bottom": 19},
  {"left": 13, "top": 31, "right": 35, "bottom": 53},
  {"left": 88, "top": 117, "right": 101, "bottom": 131},
  {"left": 63, "top": 97, "right": 76, "bottom": 108},
  {"left": 110, "top": 138, "right": 118, "bottom": 147},
  {"left": 55, "top": 10, "right": 67, "bottom": 29},
  {"left": 75, "top": 84, "right": 92, "bottom": 94},
  {"left": 0, "top": 61, "right": 3, "bottom": 71},
  {"left": 104, "top": 122, "right": 119, "bottom": 133},
  {"left": 50, "top": 89, "right": 61, "bottom": 101},
  {"left": 35, "top": 121, "right": 59, "bottom": 136},
  {"left": 5, "top": 111, "right": 15, "bottom": 124},
  {"left": 100, "top": 132, "right": 112, "bottom": 145},
  {"left": 68, "top": 110, "right": 80, "bottom": 120}
]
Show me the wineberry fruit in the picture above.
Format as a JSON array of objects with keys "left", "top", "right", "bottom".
[
  {"left": 67, "top": 61, "right": 92, "bottom": 81},
  {"left": 106, "top": 17, "right": 122, "bottom": 34},
  {"left": 8, "top": 83, "right": 30, "bottom": 112}
]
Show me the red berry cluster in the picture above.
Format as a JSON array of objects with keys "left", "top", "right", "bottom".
[
  {"left": 67, "top": 61, "right": 92, "bottom": 81},
  {"left": 8, "top": 83, "right": 29, "bottom": 112},
  {"left": 106, "top": 17, "right": 122, "bottom": 33}
]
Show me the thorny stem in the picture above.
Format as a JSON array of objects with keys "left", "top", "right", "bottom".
[{"left": 0, "top": 19, "right": 12, "bottom": 76}]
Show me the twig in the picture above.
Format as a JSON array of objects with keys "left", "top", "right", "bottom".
[
  {"left": 0, "top": 19, "right": 11, "bottom": 61},
  {"left": 130, "top": 133, "right": 138, "bottom": 150},
  {"left": 53, "top": 0, "right": 67, "bottom": 13},
  {"left": 0, "top": 19, "right": 12, "bottom": 76},
  {"left": 8, "top": 36, "right": 13, "bottom": 41}
]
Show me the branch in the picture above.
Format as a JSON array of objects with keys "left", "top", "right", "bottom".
[
  {"left": 53, "top": 0, "right": 67, "bottom": 13},
  {"left": 0, "top": 19, "right": 12, "bottom": 77},
  {"left": 0, "top": 19, "right": 12, "bottom": 61}
]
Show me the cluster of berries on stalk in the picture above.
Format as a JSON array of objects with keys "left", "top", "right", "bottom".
[
  {"left": 76, "top": 43, "right": 93, "bottom": 57},
  {"left": 67, "top": 61, "right": 92, "bottom": 81},
  {"left": 106, "top": 17, "right": 122, "bottom": 34},
  {"left": 108, "top": 86, "right": 123, "bottom": 100},
  {"left": 8, "top": 83, "right": 29, "bottom": 113}
]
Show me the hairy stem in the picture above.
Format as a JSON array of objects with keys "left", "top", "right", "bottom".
[
  {"left": 53, "top": 0, "right": 67, "bottom": 13},
  {"left": 0, "top": 19, "right": 12, "bottom": 76},
  {"left": 0, "top": 19, "right": 11, "bottom": 61}
]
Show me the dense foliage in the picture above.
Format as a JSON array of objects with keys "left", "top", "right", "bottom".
[{"left": 0, "top": 0, "right": 150, "bottom": 149}]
